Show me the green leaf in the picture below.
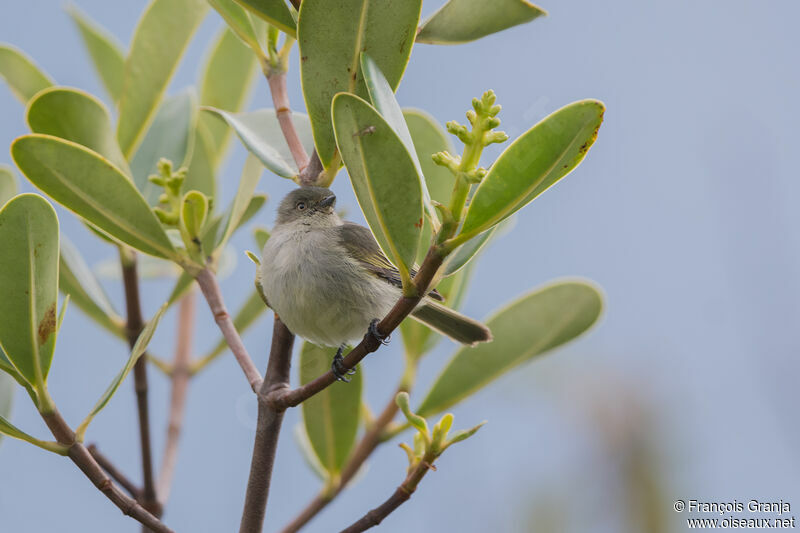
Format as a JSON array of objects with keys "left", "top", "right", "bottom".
[
  {"left": 403, "top": 108, "right": 455, "bottom": 264},
  {"left": 0, "top": 371, "right": 13, "bottom": 445},
  {"left": 26, "top": 86, "right": 130, "bottom": 174},
  {"left": 0, "top": 194, "right": 60, "bottom": 389},
  {"left": 184, "top": 123, "right": 217, "bottom": 201},
  {"left": 199, "top": 27, "right": 258, "bottom": 166},
  {"left": 443, "top": 219, "right": 510, "bottom": 277},
  {"left": 117, "top": 0, "right": 208, "bottom": 158},
  {"left": 253, "top": 226, "right": 270, "bottom": 249},
  {"left": 59, "top": 237, "right": 126, "bottom": 338},
  {"left": 203, "top": 107, "right": 314, "bottom": 179},
  {"left": 208, "top": 0, "right": 263, "bottom": 52},
  {"left": 459, "top": 100, "right": 605, "bottom": 240},
  {"left": 332, "top": 93, "right": 423, "bottom": 278},
  {"left": 300, "top": 341, "right": 362, "bottom": 475},
  {"left": 216, "top": 155, "right": 263, "bottom": 249},
  {"left": 417, "top": 281, "right": 603, "bottom": 417},
  {"left": 297, "top": 0, "right": 421, "bottom": 167},
  {"left": 131, "top": 89, "right": 197, "bottom": 204},
  {"left": 180, "top": 190, "right": 209, "bottom": 250},
  {"left": 361, "top": 54, "right": 437, "bottom": 228},
  {"left": 233, "top": 0, "right": 297, "bottom": 37},
  {"left": 0, "top": 165, "right": 19, "bottom": 207},
  {"left": 167, "top": 272, "right": 195, "bottom": 306},
  {"left": 12, "top": 135, "right": 177, "bottom": 259},
  {"left": 67, "top": 5, "right": 126, "bottom": 103},
  {"left": 0, "top": 44, "right": 53, "bottom": 104},
  {"left": 293, "top": 424, "right": 328, "bottom": 481},
  {"left": 416, "top": 0, "right": 546, "bottom": 45},
  {"left": 76, "top": 304, "right": 167, "bottom": 440}
]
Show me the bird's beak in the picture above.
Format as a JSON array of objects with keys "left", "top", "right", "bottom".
[{"left": 318, "top": 194, "right": 336, "bottom": 209}]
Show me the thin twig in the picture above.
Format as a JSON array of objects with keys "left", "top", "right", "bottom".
[
  {"left": 266, "top": 247, "right": 445, "bottom": 410},
  {"left": 120, "top": 251, "right": 161, "bottom": 519},
  {"left": 339, "top": 452, "right": 436, "bottom": 533},
  {"left": 267, "top": 72, "right": 309, "bottom": 175},
  {"left": 42, "top": 409, "right": 174, "bottom": 533},
  {"left": 157, "top": 289, "right": 196, "bottom": 504},
  {"left": 87, "top": 444, "right": 142, "bottom": 499},
  {"left": 239, "top": 317, "right": 295, "bottom": 533},
  {"left": 280, "top": 386, "right": 406, "bottom": 533},
  {"left": 195, "top": 268, "right": 263, "bottom": 392}
]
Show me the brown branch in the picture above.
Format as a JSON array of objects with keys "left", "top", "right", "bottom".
[
  {"left": 195, "top": 268, "right": 263, "bottom": 392},
  {"left": 157, "top": 289, "right": 196, "bottom": 504},
  {"left": 339, "top": 452, "right": 436, "bottom": 533},
  {"left": 88, "top": 444, "right": 142, "bottom": 499},
  {"left": 42, "top": 409, "right": 174, "bottom": 533},
  {"left": 266, "top": 247, "right": 444, "bottom": 410},
  {"left": 239, "top": 317, "right": 295, "bottom": 533},
  {"left": 120, "top": 251, "right": 161, "bottom": 520},
  {"left": 266, "top": 72, "right": 310, "bottom": 177},
  {"left": 280, "top": 386, "right": 406, "bottom": 533}
]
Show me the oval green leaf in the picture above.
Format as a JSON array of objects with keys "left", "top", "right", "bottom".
[
  {"left": 117, "top": 0, "right": 208, "bottom": 158},
  {"left": 0, "top": 44, "right": 53, "bottom": 104},
  {"left": 60, "top": 237, "right": 126, "bottom": 338},
  {"left": 459, "top": 100, "right": 605, "bottom": 240},
  {"left": 417, "top": 280, "right": 603, "bottom": 417},
  {"left": 332, "top": 93, "right": 423, "bottom": 277},
  {"left": 12, "top": 134, "right": 177, "bottom": 259},
  {"left": 233, "top": 0, "right": 296, "bottom": 37},
  {"left": 209, "top": 0, "right": 263, "bottom": 52},
  {"left": 67, "top": 5, "right": 126, "bottom": 103},
  {"left": 0, "top": 165, "right": 19, "bottom": 207},
  {"left": 300, "top": 341, "right": 362, "bottom": 475},
  {"left": 76, "top": 304, "right": 167, "bottom": 440},
  {"left": 185, "top": 123, "right": 217, "bottom": 201},
  {"left": 216, "top": 155, "right": 263, "bottom": 250},
  {"left": 0, "top": 194, "right": 60, "bottom": 389},
  {"left": 199, "top": 27, "right": 258, "bottom": 167},
  {"left": 0, "top": 371, "right": 13, "bottom": 445},
  {"left": 131, "top": 89, "right": 197, "bottom": 204},
  {"left": 26, "top": 86, "right": 130, "bottom": 174},
  {"left": 297, "top": 0, "right": 421, "bottom": 167},
  {"left": 361, "top": 54, "right": 437, "bottom": 228},
  {"left": 416, "top": 0, "right": 546, "bottom": 45},
  {"left": 203, "top": 107, "right": 314, "bottom": 179}
]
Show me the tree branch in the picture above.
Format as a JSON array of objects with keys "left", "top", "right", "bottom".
[
  {"left": 339, "top": 451, "right": 436, "bottom": 533},
  {"left": 42, "top": 409, "right": 174, "bottom": 533},
  {"left": 195, "top": 268, "right": 263, "bottom": 392},
  {"left": 88, "top": 444, "right": 142, "bottom": 500},
  {"left": 120, "top": 251, "right": 161, "bottom": 520},
  {"left": 157, "top": 289, "right": 196, "bottom": 504},
  {"left": 239, "top": 317, "right": 295, "bottom": 533},
  {"left": 265, "top": 247, "right": 444, "bottom": 410},
  {"left": 280, "top": 384, "right": 407, "bottom": 533},
  {"left": 266, "top": 72, "right": 309, "bottom": 175}
]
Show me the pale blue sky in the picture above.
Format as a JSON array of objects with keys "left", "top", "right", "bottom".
[{"left": 1, "top": 1, "right": 799, "bottom": 532}]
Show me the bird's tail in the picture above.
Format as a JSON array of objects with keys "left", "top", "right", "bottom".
[{"left": 410, "top": 301, "right": 492, "bottom": 346}]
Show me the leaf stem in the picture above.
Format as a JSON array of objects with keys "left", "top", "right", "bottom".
[
  {"left": 120, "top": 250, "right": 161, "bottom": 519},
  {"left": 157, "top": 289, "right": 196, "bottom": 504},
  {"left": 265, "top": 71, "right": 310, "bottom": 180},
  {"left": 195, "top": 268, "right": 263, "bottom": 392}
]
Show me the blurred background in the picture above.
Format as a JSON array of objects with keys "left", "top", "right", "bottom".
[{"left": 1, "top": 1, "right": 799, "bottom": 531}]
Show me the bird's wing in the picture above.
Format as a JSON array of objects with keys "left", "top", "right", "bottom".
[{"left": 337, "top": 222, "right": 443, "bottom": 301}]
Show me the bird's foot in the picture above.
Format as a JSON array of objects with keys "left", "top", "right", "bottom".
[
  {"left": 331, "top": 345, "right": 356, "bottom": 383},
  {"left": 366, "top": 318, "right": 390, "bottom": 346}
]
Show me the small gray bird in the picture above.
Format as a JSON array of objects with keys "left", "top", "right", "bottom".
[{"left": 259, "top": 187, "right": 492, "bottom": 380}]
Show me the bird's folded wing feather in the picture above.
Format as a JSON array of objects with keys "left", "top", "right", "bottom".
[{"left": 337, "top": 222, "right": 443, "bottom": 301}]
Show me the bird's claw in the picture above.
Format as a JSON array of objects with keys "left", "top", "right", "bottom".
[
  {"left": 331, "top": 345, "right": 356, "bottom": 382},
  {"left": 367, "top": 318, "right": 390, "bottom": 346}
]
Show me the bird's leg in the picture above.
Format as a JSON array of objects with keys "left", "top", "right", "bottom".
[
  {"left": 366, "top": 318, "right": 390, "bottom": 346},
  {"left": 331, "top": 344, "right": 356, "bottom": 382}
]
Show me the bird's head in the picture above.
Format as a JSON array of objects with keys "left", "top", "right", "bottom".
[{"left": 276, "top": 187, "right": 338, "bottom": 226}]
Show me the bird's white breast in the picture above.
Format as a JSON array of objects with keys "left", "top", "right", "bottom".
[{"left": 260, "top": 221, "right": 396, "bottom": 347}]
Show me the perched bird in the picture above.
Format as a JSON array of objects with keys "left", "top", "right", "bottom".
[{"left": 258, "top": 187, "right": 492, "bottom": 380}]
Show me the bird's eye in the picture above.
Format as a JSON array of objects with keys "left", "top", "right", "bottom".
[{"left": 296, "top": 202, "right": 306, "bottom": 211}]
